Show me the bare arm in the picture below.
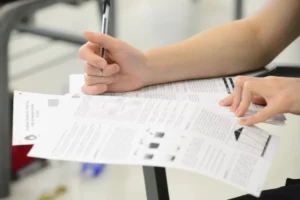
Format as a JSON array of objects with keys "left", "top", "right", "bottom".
[
  {"left": 79, "top": 0, "right": 300, "bottom": 94},
  {"left": 145, "top": 0, "right": 300, "bottom": 85}
]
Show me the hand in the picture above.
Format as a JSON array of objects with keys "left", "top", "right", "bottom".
[
  {"left": 78, "top": 31, "right": 153, "bottom": 95},
  {"left": 219, "top": 76, "right": 300, "bottom": 125}
]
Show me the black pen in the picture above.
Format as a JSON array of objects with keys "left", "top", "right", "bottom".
[{"left": 100, "top": 0, "right": 110, "bottom": 58}]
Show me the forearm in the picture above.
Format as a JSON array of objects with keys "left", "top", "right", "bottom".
[
  {"left": 145, "top": 19, "right": 272, "bottom": 85},
  {"left": 144, "top": 0, "right": 300, "bottom": 85}
]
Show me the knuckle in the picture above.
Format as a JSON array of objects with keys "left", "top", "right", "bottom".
[
  {"left": 239, "top": 102, "right": 248, "bottom": 109},
  {"left": 234, "top": 76, "right": 245, "bottom": 86},
  {"left": 97, "top": 33, "right": 104, "bottom": 40},
  {"left": 108, "top": 64, "right": 119, "bottom": 75},
  {"left": 77, "top": 48, "right": 83, "bottom": 58},
  {"left": 112, "top": 39, "right": 123, "bottom": 49},
  {"left": 105, "top": 75, "right": 118, "bottom": 84},
  {"left": 85, "top": 75, "right": 94, "bottom": 85},
  {"left": 265, "top": 76, "right": 277, "bottom": 83},
  {"left": 114, "top": 38, "right": 123, "bottom": 45},
  {"left": 243, "top": 81, "right": 252, "bottom": 90},
  {"left": 84, "top": 64, "right": 93, "bottom": 75},
  {"left": 84, "top": 64, "right": 90, "bottom": 74},
  {"left": 113, "top": 64, "right": 120, "bottom": 73},
  {"left": 77, "top": 43, "right": 88, "bottom": 58},
  {"left": 91, "top": 57, "right": 100, "bottom": 66}
]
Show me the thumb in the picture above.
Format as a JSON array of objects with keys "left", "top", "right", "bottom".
[
  {"left": 83, "top": 31, "right": 117, "bottom": 51},
  {"left": 238, "top": 105, "right": 279, "bottom": 125}
]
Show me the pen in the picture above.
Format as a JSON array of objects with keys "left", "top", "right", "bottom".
[{"left": 100, "top": 0, "right": 111, "bottom": 58}]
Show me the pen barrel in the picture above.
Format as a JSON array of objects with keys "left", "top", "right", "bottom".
[{"left": 100, "top": 5, "right": 110, "bottom": 58}]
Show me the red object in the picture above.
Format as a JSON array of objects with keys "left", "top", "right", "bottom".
[
  {"left": 10, "top": 93, "right": 36, "bottom": 174},
  {"left": 11, "top": 145, "right": 34, "bottom": 173}
]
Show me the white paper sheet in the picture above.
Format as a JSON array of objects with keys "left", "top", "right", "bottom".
[
  {"left": 27, "top": 94, "right": 279, "bottom": 197},
  {"left": 12, "top": 91, "right": 285, "bottom": 146},
  {"left": 69, "top": 74, "right": 84, "bottom": 93},
  {"left": 69, "top": 74, "right": 286, "bottom": 124},
  {"left": 12, "top": 91, "right": 62, "bottom": 145},
  {"left": 104, "top": 92, "right": 285, "bottom": 125},
  {"left": 13, "top": 73, "right": 286, "bottom": 145},
  {"left": 11, "top": 71, "right": 281, "bottom": 196},
  {"left": 69, "top": 74, "right": 234, "bottom": 94}
]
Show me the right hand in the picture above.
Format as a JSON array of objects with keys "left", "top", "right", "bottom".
[{"left": 78, "top": 31, "right": 152, "bottom": 95}]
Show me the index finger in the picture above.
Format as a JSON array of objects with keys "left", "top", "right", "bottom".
[
  {"left": 83, "top": 31, "right": 119, "bottom": 52},
  {"left": 78, "top": 42, "right": 108, "bottom": 69},
  {"left": 231, "top": 76, "right": 259, "bottom": 111}
]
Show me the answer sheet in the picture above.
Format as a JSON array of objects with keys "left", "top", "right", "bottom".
[{"left": 27, "top": 94, "right": 279, "bottom": 197}]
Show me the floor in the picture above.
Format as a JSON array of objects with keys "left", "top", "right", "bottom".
[{"left": 3, "top": 0, "right": 300, "bottom": 199}]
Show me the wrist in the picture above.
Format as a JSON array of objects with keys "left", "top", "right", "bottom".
[
  {"left": 286, "top": 78, "right": 300, "bottom": 114},
  {"left": 142, "top": 49, "right": 161, "bottom": 87}
]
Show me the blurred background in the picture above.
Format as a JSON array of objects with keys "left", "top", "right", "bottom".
[
  {"left": 8, "top": 0, "right": 300, "bottom": 95},
  {"left": 2, "top": 0, "right": 300, "bottom": 200}
]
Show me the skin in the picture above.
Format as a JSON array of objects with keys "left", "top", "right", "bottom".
[
  {"left": 78, "top": 0, "right": 300, "bottom": 125},
  {"left": 219, "top": 76, "right": 300, "bottom": 125}
]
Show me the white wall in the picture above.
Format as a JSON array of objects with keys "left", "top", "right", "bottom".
[
  {"left": 116, "top": 0, "right": 300, "bottom": 65},
  {"left": 117, "top": 0, "right": 196, "bottom": 49}
]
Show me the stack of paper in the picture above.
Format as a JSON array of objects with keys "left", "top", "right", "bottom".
[{"left": 12, "top": 75, "right": 285, "bottom": 197}]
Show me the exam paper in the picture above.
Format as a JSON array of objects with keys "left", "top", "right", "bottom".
[
  {"left": 69, "top": 74, "right": 234, "bottom": 94},
  {"left": 13, "top": 91, "right": 62, "bottom": 145},
  {"left": 28, "top": 94, "right": 279, "bottom": 197},
  {"left": 12, "top": 92, "right": 285, "bottom": 146},
  {"left": 69, "top": 74, "right": 286, "bottom": 124},
  {"left": 104, "top": 92, "right": 286, "bottom": 125},
  {"left": 12, "top": 72, "right": 285, "bottom": 145}
]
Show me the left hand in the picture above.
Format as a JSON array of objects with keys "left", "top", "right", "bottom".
[{"left": 219, "top": 76, "right": 300, "bottom": 125}]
